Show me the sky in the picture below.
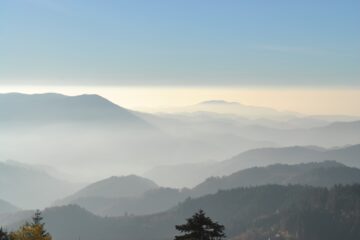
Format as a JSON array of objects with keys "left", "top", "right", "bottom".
[
  {"left": 1, "top": 1, "right": 360, "bottom": 115},
  {"left": 1, "top": 0, "right": 359, "bottom": 86}
]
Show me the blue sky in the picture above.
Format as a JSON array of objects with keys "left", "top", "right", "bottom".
[{"left": 1, "top": 0, "right": 359, "bottom": 86}]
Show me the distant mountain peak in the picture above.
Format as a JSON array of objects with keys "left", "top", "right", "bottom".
[
  {"left": 190, "top": 99, "right": 300, "bottom": 120},
  {"left": 56, "top": 175, "right": 159, "bottom": 206},
  {"left": 198, "top": 100, "right": 241, "bottom": 105}
]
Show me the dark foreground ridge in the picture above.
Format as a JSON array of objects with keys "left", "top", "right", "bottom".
[{"left": 11, "top": 184, "right": 358, "bottom": 240}]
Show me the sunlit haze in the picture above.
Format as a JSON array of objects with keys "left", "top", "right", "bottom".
[{"left": 1, "top": 86, "right": 360, "bottom": 116}]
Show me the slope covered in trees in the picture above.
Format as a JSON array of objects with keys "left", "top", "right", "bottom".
[
  {"left": 145, "top": 144, "right": 360, "bottom": 187},
  {"left": 7, "top": 184, "right": 360, "bottom": 240},
  {"left": 174, "top": 209, "right": 225, "bottom": 240},
  {"left": 192, "top": 161, "right": 360, "bottom": 196},
  {"left": 56, "top": 161, "right": 360, "bottom": 217}
]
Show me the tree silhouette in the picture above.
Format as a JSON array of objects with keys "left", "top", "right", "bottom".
[
  {"left": 0, "top": 228, "right": 9, "bottom": 240},
  {"left": 10, "top": 210, "right": 52, "bottom": 240},
  {"left": 174, "top": 209, "right": 225, "bottom": 240},
  {"left": 31, "top": 210, "right": 50, "bottom": 238},
  {"left": 32, "top": 210, "right": 43, "bottom": 225}
]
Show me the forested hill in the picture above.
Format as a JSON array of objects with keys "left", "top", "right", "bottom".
[
  {"left": 17, "top": 184, "right": 360, "bottom": 240},
  {"left": 178, "top": 184, "right": 360, "bottom": 240},
  {"left": 192, "top": 161, "right": 360, "bottom": 196},
  {"left": 57, "top": 161, "right": 360, "bottom": 217}
]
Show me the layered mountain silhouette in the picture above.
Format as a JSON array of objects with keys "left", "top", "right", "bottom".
[
  {"left": 56, "top": 175, "right": 158, "bottom": 205},
  {"left": 146, "top": 144, "right": 360, "bottom": 187},
  {"left": 219, "top": 144, "right": 360, "bottom": 174},
  {"left": 54, "top": 175, "right": 161, "bottom": 215},
  {"left": 5, "top": 185, "right": 360, "bottom": 240},
  {"left": 192, "top": 161, "right": 360, "bottom": 197},
  {"left": 2, "top": 93, "right": 360, "bottom": 183},
  {"left": 161, "top": 100, "right": 298, "bottom": 120},
  {"left": 59, "top": 187, "right": 190, "bottom": 217},
  {"left": 0, "top": 93, "right": 281, "bottom": 180},
  {"left": 54, "top": 161, "right": 360, "bottom": 217}
]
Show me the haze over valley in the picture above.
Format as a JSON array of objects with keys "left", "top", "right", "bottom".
[
  {"left": 1, "top": 92, "right": 360, "bottom": 186},
  {"left": 1, "top": 92, "right": 360, "bottom": 204}
]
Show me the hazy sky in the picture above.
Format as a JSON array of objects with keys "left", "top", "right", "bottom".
[
  {"left": 1, "top": 1, "right": 359, "bottom": 115},
  {"left": 2, "top": 86, "right": 360, "bottom": 116},
  {"left": 1, "top": 0, "right": 359, "bottom": 86}
]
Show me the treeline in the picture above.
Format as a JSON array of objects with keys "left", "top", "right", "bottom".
[
  {"left": 3, "top": 184, "right": 360, "bottom": 240},
  {"left": 183, "top": 184, "right": 360, "bottom": 240}
]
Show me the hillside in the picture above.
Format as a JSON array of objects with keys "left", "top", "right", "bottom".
[
  {"left": 5, "top": 185, "right": 360, "bottom": 240},
  {"left": 56, "top": 161, "right": 360, "bottom": 217},
  {"left": 70, "top": 188, "right": 190, "bottom": 217},
  {"left": 219, "top": 144, "right": 360, "bottom": 174},
  {"left": 146, "top": 144, "right": 360, "bottom": 187},
  {"left": 56, "top": 175, "right": 159, "bottom": 207},
  {"left": 192, "top": 161, "right": 360, "bottom": 196}
]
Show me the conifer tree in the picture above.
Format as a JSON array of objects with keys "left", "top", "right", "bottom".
[
  {"left": 32, "top": 210, "right": 43, "bottom": 226},
  {"left": 9, "top": 210, "right": 52, "bottom": 240},
  {"left": 31, "top": 210, "right": 50, "bottom": 238},
  {"left": 174, "top": 209, "right": 225, "bottom": 240}
]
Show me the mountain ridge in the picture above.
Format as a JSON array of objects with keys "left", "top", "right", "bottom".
[
  {"left": 145, "top": 144, "right": 360, "bottom": 187},
  {"left": 55, "top": 175, "right": 159, "bottom": 207},
  {"left": 5, "top": 185, "right": 360, "bottom": 240},
  {"left": 0, "top": 93, "right": 151, "bottom": 128},
  {"left": 55, "top": 160, "right": 360, "bottom": 217}
]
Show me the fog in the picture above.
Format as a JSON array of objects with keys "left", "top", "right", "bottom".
[
  {"left": 0, "top": 120, "right": 275, "bottom": 182},
  {"left": 1, "top": 93, "right": 360, "bottom": 182}
]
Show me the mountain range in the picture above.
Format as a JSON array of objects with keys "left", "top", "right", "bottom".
[
  {"left": 2, "top": 92, "right": 360, "bottom": 237},
  {"left": 157, "top": 100, "right": 299, "bottom": 120},
  {"left": 5, "top": 184, "right": 360, "bottom": 240},
  {"left": 2, "top": 93, "right": 360, "bottom": 183},
  {"left": 192, "top": 160, "right": 360, "bottom": 197},
  {"left": 55, "top": 175, "right": 159, "bottom": 207},
  {"left": 54, "top": 160, "right": 360, "bottom": 217},
  {"left": 145, "top": 144, "right": 360, "bottom": 187},
  {"left": 0, "top": 93, "right": 282, "bottom": 181}
]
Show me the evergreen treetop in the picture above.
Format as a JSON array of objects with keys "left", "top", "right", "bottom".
[{"left": 175, "top": 209, "right": 225, "bottom": 240}]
